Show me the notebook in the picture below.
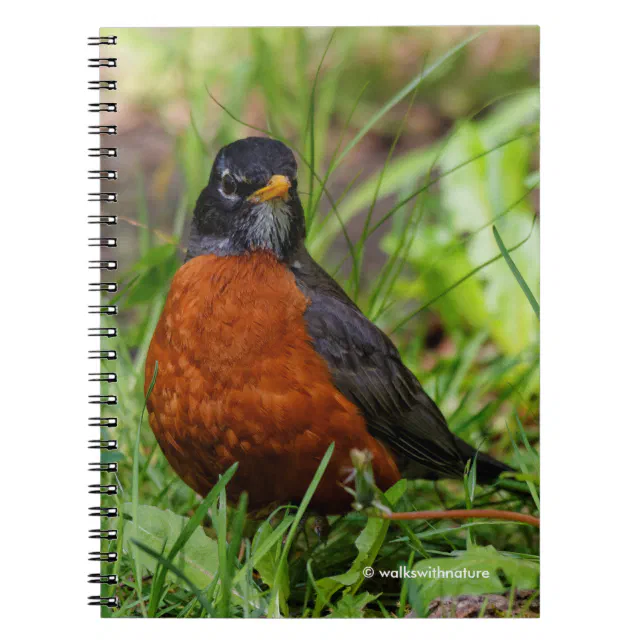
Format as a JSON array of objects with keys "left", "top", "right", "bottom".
[{"left": 89, "top": 26, "right": 540, "bottom": 618}]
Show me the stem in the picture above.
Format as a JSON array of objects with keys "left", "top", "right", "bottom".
[{"left": 383, "top": 509, "right": 539, "bottom": 528}]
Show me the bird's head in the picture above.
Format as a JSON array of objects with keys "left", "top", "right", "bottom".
[{"left": 187, "top": 137, "right": 305, "bottom": 262}]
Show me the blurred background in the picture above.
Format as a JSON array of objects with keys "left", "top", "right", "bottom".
[{"left": 99, "top": 26, "right": 540, "bottom": 617}]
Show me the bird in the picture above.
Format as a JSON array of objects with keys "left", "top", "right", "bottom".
[{"left": 144, "top": 136, "right": 512, "bottom": 515}]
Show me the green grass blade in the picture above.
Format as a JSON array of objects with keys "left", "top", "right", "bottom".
[
  {"left": 514, "top": 411, "right": 540, "bottom": 461},
  {"left": 506, "top": 421, "right": 540, "bottom": 511},
  {"left": 132, "top": 296, "right": 165, "bottom": 377},
  {"left": 308, "top": 81, "right": 370, "bottom": 227},
  {"left": 367, "top": 198, "right": 420, "bottom": 319},
  {"left": 334, "top": 33, "right": 480, "bottom": 167},
  {"left": 131, "top": 360, "right": 158, "bottom": 616},
  {"left": 268, "top": 443, "right": 335, "bottom": 616},
  {"left": 215, "top": 484, "right": 229, "bottom": 617},
  {"left": 493, "top": 225, "right": 540, "bottom": 320},
  {"left": 398, "top": 550, "right": 416, "bottom": 617},
  {"left": 222, "top": 492, "right": 248, "bottom": 614},
  {"left": 305, "top": 31, "right": 335, "bottom": 223},
  {"left": 351, "top": 60, "right": 424, "bottom": 301},
  {"left": 135, "top": 168, "right": 151, "bottom": 256}
]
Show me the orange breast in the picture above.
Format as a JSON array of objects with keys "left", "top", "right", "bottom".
[{"left": 144, "top": 251, "right": 400, "bottom": 514}]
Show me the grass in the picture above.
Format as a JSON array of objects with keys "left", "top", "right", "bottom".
[{"left": 98, "top": 27, "right": 540, "bottom": 618}]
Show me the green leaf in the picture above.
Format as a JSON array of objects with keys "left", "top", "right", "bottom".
[
  {"left": 409, "top": 545, "right": 539, "bottom": 617},
  {"left": 328, "top": 592, "right": 380, "bottom": 618},
  {"left": 118, "top": 243, "right": 180, "bottom": 308},
  {"left": 123, "top": 503, "right": 219, "bottom": 590}
]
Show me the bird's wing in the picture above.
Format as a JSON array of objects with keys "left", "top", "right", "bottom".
[{"left": 290, "top": 247, "right": 466, "bottom": 479}]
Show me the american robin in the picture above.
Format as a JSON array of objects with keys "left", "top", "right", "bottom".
[{"left": 145, "top": 137, "right": 511, "bottom": 514}]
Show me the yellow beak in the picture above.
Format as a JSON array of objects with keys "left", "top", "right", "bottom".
[{"left": 248, "top": 175, "right": 291, "bottom": 203}]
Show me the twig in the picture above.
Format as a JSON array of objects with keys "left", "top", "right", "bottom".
[{"left": 383, "top": 509, "right": 539, "bottom": 528}]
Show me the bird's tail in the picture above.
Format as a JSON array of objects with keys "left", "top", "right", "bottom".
[{"left": 453, "top": 436, "right": 514, "bottom": 484}]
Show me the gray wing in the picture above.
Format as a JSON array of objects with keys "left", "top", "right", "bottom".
[{"left": 289, "top": 246, "right": 468, "bottom": 480}]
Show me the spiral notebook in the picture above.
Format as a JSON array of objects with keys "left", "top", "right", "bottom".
[{"left": 89, "top": 27, "right": 540, "bottom": 618}]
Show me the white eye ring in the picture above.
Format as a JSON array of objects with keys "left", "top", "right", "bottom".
[{"left": 219, "top": 171, "right": 237, "bottom": 199}]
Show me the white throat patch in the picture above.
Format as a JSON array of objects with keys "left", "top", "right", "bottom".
[{"left": 247, "top": 200, "right": 291, "bottom": 252}]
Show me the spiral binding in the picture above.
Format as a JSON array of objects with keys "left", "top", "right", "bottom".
[
  {"left": 88, "top": 34, "right": 119, "bottom": 610},
  {"left": 89, "top": 148, "right": 118, "bottom": 158}
]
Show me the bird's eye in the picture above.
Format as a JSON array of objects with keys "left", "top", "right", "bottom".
[
  {"left": 291, "top": 178, "right": 298, "bottom": 191},
  {"left": 221, "top": 173, "right": 237, "bottom": 196}
]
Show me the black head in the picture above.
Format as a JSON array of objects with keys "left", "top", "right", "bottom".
[{"left": 187, "top": 137, "right": 305, "bottom": 262}]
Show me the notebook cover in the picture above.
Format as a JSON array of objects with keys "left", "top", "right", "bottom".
[{"left": 91, "top": 26, "right": 540, "bottom": 618}]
